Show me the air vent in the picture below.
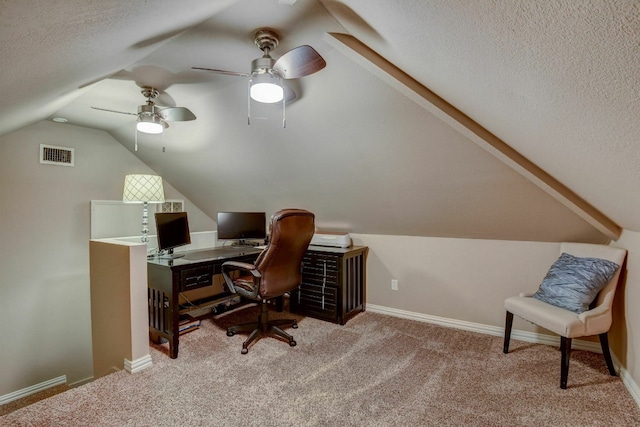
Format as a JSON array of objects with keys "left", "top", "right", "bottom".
[{"left": 40, "top": 144, "right": 74, "bottom": 166}]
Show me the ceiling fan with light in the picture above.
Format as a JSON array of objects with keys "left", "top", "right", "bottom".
[
  {"left": 193, "top": 29, "right": 326, "bottom": 127},
  {"left": 91, "top": 86, "right": 196, "bottom": 144}
]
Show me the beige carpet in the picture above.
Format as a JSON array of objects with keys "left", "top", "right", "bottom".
[{"left": 2, "top": 307, "right": 639, "bottom": 426}]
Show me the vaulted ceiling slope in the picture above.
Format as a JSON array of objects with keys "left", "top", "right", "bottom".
[{"left": 2, "top": 1, "right": 639, "bottom": 242}]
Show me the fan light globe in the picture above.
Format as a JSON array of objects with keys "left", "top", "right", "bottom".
[
  {"left": 137, "top": 115, "right": 164, "bottom": 134},
  {"left": 250, "top": 83, "right": 284, "bottom": 103},
  {"left": 250, "top": 72, "right": 284, "bottom": 103},
  {"left": 137, "top": 121, "right": 163, "bottom": 134}
]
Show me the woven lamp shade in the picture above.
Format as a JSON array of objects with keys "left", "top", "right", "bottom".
[{"left": 123, "top": 174, "right": 165, "bottom": 203}]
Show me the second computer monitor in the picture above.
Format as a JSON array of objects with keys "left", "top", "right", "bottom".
[{"left": 216, "top": 212, "right": 266, "bottom": 245}]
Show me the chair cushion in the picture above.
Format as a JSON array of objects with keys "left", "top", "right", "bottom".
[
  {"left": 532, "top": 252, "right": 619, "bottom": 314},
  {"left": 504, "top": 295, "right": 586, "bottom": 337}
]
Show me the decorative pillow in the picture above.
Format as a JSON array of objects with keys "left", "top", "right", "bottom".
[{"left": 533, "top": 252, "right": 619, "bottom": 314}]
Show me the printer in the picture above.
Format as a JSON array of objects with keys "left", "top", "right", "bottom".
[{"left": 310, "top": 231, "right": 352, "bottom": 248}]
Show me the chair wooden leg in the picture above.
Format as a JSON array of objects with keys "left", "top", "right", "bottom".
[
  {"left": 503, "top": 311, "right": 514, "bottom": 354},
  {"left": 560, "top": 336, "right": 572, "bottom": 389},
  {"left": 599, "top": 332, "right": 617, "bottom": 376}
]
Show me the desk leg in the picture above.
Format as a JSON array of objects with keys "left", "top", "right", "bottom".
[
  {"left": 169, "top": 340, "right": 179, "bottom": 359},
  {"left": 169, "top": 292, "right": 180, "bottom": 359},
  {"left": 149, "top": 330, "right": 163, "bottom": 344}
]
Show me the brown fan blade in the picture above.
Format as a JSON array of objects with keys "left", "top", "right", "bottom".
[
  {"left": 273, "top": 45, "right": 326, "bottom": 79},
  {"left": 191, "top": 67, "right": 250, "bottom": 77},
  {"left": 91, "top": 106, "right": 137, "bottom": 116},
  {"left": 157, "top": 106, "right": 196, "bottom": 122}
]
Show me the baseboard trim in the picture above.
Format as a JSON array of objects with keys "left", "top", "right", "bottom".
[
  {"left": 124, "top": 354, "right": 153, "bottom": 374},
  {"left": 617, "top": 357, "right": 640, "bottom": 405},
  {"left": 366, "top": 304, "right": 639, "bottom": 406},
  {"left": 68, "top": 376, "right": 93, "bottom": 388},
  {"left": 0, "top": 375, "right": 67, "bottom": 405}
]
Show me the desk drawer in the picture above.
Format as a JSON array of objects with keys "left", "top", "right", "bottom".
[{"left": 180, "top": 266, "right": 214, "bottom": 291}]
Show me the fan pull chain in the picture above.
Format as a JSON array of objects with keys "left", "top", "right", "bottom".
[
  {"left": 247, "top": 80, "right": 251, "bottom": 125},
  {"left": 134, "top": 128, "right": 138, "bottom": 152}
]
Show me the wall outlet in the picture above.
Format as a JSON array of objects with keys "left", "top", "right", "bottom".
[{"left": 391, "top": 279, "right": 398, "bottom": 291}]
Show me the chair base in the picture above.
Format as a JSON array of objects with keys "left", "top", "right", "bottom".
[
  {"left": 227, "top": 300, "right": 298, "bottom": 354},
  {"left": 504, "top": 310, "right": 617, "bottom": 389}
]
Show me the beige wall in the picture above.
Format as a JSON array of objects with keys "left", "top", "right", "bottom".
[
  {"left": 0, "top": 121, "right": 214, "bottom": 396},
  {"left": 353, "top": 233, "right": 639, "bottom": 390},
  {"left": 353, "top": 234, "right": 559, "bottom": 329},
  {"left": 613, "top": 230, "right": 640, "bottom": 384},
  {"left": 2, "top": 120, "right": 639, "bottom": 400},
  {"left": 89, "top": 240, "right": 148, "bottom": 379}
]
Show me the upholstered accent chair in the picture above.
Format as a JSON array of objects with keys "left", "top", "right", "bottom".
[
  {"left": 503, "top": 242, "right": 626, "bottom": 389},
  {"left": 221, "top": 208, "right": 315, "bottom": 354}
]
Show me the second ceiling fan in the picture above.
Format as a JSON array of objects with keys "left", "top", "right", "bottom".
[{"left": 193, "top": 29, "right": 326, "bottom": 126}]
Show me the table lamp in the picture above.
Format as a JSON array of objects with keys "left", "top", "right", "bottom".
[{"left": 123, "top": 174, "right": 165, "bottom": 243}]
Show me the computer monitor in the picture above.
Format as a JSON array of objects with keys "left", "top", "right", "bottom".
[
  {"left": 217, "top": 212, "right": 266, "bottom": 246},
  {"left": 155, "top": 212, "right": 191, "bottom": 258}
]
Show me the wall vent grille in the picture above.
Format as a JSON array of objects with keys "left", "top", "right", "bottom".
[{"left": 40, "top": 144, "right": 74, "bottom": 166}]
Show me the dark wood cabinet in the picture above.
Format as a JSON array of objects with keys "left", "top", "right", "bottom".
[{"left": 290, "top": 245, "right": 367, "bottom": 324}]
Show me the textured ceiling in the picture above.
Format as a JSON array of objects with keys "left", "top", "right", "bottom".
[{"left": 2, "top": 0, "right": 640, "bottom": 242}]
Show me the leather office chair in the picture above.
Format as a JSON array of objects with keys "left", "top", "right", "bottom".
[
  {"left": 221, "top": 208, "right": 315, "bottom": 354},
  {"left": 503, "top": 242, "right": 626, "bottom": 389}
]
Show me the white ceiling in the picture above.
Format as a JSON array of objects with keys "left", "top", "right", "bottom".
[{"left": 3, "top": 0, "right": 640, "bottom": 242}]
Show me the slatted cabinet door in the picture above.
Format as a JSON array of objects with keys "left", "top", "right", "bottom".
[{"left": 291, "top": 245, "right": 367, "bottom": 324}]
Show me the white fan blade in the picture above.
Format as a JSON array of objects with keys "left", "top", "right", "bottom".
[
  {"left": 91, "top": 106, "right": 137, "bottom": 116},
  {"left": 192, "top": 67, "right": 250, "bottom": 77}
]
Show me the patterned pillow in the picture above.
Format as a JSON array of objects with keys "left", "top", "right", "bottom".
[{"left": 533, "top": 252, "right": 620, "bottom": 314}]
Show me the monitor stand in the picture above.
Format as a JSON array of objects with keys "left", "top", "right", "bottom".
[{"left": 158, "top": 248, "right": 185, "bottom": 259}]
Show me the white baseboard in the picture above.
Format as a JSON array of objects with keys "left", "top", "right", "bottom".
[
  {"left": 366, "top": 304, "right": 639, "bottom": 407},
  {"left": 68, "top": 376, "right": 94, "bottom": 388},
  {"left": 0, "top": 375, "right": 67, "bottom": 405},
  {"left": 617, "top": 358, "right": 640, "bottom": 405},
  {"left": 124, "top": 354, "right": 152, "bottom": 374},
  {"left": 1, "top": 355, "right": 153, "bottom": 405}
]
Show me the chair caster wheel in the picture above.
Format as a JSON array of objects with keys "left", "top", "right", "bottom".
[
  {"left": 241, "top": 347, "right": 248, "bottom": 355},
  {"left": 227, "top": 330, "right": 234, "bottom": 337},
  {"left": 292, "top": 323, "right": 298, "bottom": 329},
  {"left": 290, "top": 340, "right": 297, "bottom": 347}
]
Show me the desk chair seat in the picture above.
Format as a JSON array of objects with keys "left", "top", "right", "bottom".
[
  {"left": 222, "top": 208, "right": 315, "bottom": 354},
  {"left": 503, "top": 242, "right": 626, "bottom": 389}
]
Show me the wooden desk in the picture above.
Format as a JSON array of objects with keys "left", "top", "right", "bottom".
[{"left": 147, "top": 246, "right": 262, "bottom": 358}]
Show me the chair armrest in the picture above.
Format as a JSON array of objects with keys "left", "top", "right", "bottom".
[
  {"left": 222, "top": 260, "right": 257, "bottom": 273},
  {"left": 578, "top": 304, "right": 607, "bottom": 319},
  {"left": 577, "top": 304, "right": 613, "bottom": 335},
  {"left": 578, "top": 304, "right": 609, "bottom": 323},
  {"left": 519, "top": 291, "right": 536, "bottom": 297},
  {"left": 221, "top": 261, "right": 260, "bottom": 298}
]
